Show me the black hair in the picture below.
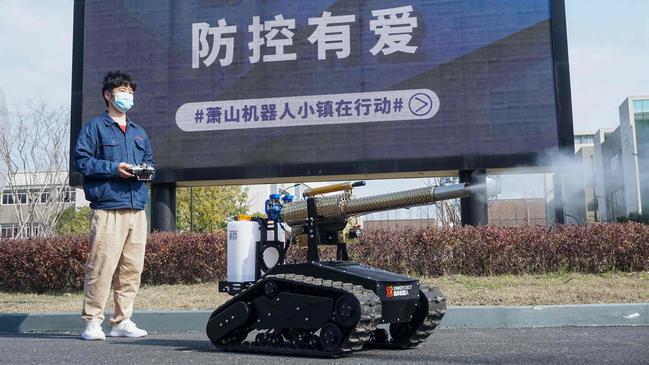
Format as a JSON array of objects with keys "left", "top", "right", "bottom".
[{"left": 101, "top": 70, "right": 137, "bottom": 106}]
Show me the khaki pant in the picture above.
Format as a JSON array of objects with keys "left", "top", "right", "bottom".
[{"left": 82, "top": 209, "right": 147, "bottom": 325}]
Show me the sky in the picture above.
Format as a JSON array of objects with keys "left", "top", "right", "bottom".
[
  {"left": 1, "top": 0, "right": 649, "bottom": 131},
  {"left": 565, "top": 0, "right": 649, "bottom": 131},
  {"left": 0, "top": 1, "right": 73, "bottom": 109},
  {"left": 0, "top": 0, "right": 648, "bottom": 201}
]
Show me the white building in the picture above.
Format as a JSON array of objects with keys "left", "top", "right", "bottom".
[
  {"left": 592, "top": 96, "right": 649, "bottom": 221},
  {"left": 545, "top": 131, "right": 597, "bottom": 225},
  {"left": 0, "top": 171, "right": 86, "bottom": 238}
]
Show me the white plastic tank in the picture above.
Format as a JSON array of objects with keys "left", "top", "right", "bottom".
[{"left": 226, "top": 220, "right": 260, "bottom": 283}]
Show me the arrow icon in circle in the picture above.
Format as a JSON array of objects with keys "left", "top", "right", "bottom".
[{"left": 408, "top": 93, "right": 433, "bottom": 116}]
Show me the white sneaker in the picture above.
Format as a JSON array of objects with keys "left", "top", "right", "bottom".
[
  {"left": 108, "top": 319, "right": 148, "bottom": 338},
  {"left": 81, "top": 321, "right": 106, "bottom": 341}
]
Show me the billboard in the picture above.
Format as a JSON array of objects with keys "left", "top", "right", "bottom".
[{"left": 70, "top": 0, "right": 573, "bottom": 185}]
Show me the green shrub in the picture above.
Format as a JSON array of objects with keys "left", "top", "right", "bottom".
[
  {"left": 56, "top": 207, "right": 92, "bottom": 235},
  {"left": 617, "top": 212, "right": 649, "bottom": 224}
]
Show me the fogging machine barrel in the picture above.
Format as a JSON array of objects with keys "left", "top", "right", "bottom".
[{"left": 280, "top": 183, "right": 473, "bottom": 226}]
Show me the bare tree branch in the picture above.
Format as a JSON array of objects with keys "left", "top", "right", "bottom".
[
  {"left": 421, "top": 176, "right": 462, "bottom": 227},
  {"left": 0, "top": 101, "right": 71, "bottom": 238}
]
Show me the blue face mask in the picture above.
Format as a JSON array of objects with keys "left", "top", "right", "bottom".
[{"left": 111, "top": 92, "right": 134, "bottom": 113}]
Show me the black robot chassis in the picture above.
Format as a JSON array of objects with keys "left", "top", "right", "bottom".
[{"left": 207, "top": 262, "right": 447, "bottom": 357}]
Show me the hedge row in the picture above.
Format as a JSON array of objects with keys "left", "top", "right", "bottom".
[
  {"left": 346, "top": 224, "right": 649, "bottom": 276},
  {"left": 0, "top": 232, "right": 226, "bottom": 293},
  {"left": 1, "top": 224, "right": 648, "bottom": 292}
]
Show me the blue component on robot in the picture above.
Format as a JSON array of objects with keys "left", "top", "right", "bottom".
[
  {"left": 265, "top": 193, "right": 296, "bottom": 221},
  {"left": 265, "top": 193, "right": 287, "bottom": 222}
]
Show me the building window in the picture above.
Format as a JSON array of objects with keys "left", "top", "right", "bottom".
[
  {"left": 634, "top": 99, "right": 649, "bottom": 114},
  {"left": 0, "top": 224, "right": 41, "bottom": 239},
  {"left": 1, "top": 192, "right": 14, "bottom": 205},
  {"left": 0, "top": 224, "right": 20, "bottom": 239},
  {"left": 40, "top": 190, "right": 51, "bottom": 203},
  {"left": 614, "top": 190, "right": 624, "bottom": 208},
  {"left": 59, "top": 188, "right": 77, "bottom": 203},
  {"left": 609, "top": 152, "right": 621, "bottom": 171},
  {"left": 574, "top": 135, "right": 594, "bottom": 145},
  {"left": 1, "top": 190, "right": 28, "bottom": 204},
  {"left": 1, "top": 224, "right": 14, "bottom": 238},
  {"left": 61, "top": 188, "right": 76, "bottom": 203},
  {"left": 0, "top": 187, "right": 76, "bottom": 205},
  {"left": 607, "top": 189, "right": 625, "bottom": 220},
  {"left": 17, "top": 190, "right": 28, "bottom": 204}
]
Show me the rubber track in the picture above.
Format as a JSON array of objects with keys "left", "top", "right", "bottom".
[
  {"left": 210, "top": 273, "right": 382, "bottom": 357},
  {"left": 404, "top": 284, "right": 446, "bottom": 348},
  {"left": 366, "top": 284, "right": 446, "bottom": 349}
]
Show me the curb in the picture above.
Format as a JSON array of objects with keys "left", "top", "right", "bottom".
[
  {"left": 1, "top": 304, "right": 647, "bottom": 334},
  {"left": 442, "top": 303, "right": 649, "bottom": 329}
]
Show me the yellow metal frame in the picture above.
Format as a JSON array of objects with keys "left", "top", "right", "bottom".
[{"left": 303, "top": 182, "right": 356, "bottom": 197}]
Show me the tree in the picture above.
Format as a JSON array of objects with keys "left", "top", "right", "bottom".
[
  {"left": 0, "top": 101, "right": 72, "bottom": 238},
  {"left": 176, "top": 185, "right": 249, "bottom": 232},
  {"left": 420, "top": 175, "right": 501, "bottom": 227},
  {"left": 617, "top": 212, "right": 649, "bottom": 224},
  {"left": 56, "top": 206, "right": 92, "bottom": 234},
  {"left": 421, "top": 177, "right": 462, "bottom": 227}
]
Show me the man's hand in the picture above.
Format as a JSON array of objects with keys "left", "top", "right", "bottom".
[{"left": 117, "top": 162, "right": 134, "bottom": 179}]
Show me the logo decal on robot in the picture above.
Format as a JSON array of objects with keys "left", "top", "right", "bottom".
[
  {"left": 386, "top": 284, "right": 412, "bottom": 298},
  {"left": 228, "top": 231, "right": 238, "bottom": 240},
  {"left": 386, "top": 285, "right": 394, "bottom": 298}
]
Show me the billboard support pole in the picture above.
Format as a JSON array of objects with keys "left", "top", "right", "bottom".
[
  {"left": 553, "top": 173, "right": 566, "bottom": 224},
  {"left": 151, "top": 183, "right": 176, "bottom": 232},
  {"left": 459, "top": 169, "right": 488, "bottom": 226},
  {"left": 68, "top": 0, "right": 85, "bottom": 187}
]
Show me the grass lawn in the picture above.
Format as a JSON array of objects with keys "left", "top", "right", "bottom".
[{"left": 1, "top": 272, "right": 648, "bottom": 313}]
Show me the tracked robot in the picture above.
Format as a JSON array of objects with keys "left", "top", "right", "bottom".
[{"left": 207, "top": 180, "right": 496, "bottom": 357}]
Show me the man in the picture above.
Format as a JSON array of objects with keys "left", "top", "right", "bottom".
[{"left": 74, "top": 70, "right": 155, "bottom": 340}]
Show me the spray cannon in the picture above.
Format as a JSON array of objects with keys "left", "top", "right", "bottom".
[
  {"left": 279, "top": 180, "right": 499, "bottom": 227},
  {"left": 268, "top": 179, "right": 497, "bottom": 251}
]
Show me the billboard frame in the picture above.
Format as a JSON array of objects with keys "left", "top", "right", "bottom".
[{"left": 69, "top": 0, "right": 574, "bottom": 187}]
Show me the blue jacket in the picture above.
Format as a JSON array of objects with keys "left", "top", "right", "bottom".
[{"left": 74, "top": 112, "right": 155, "bottom": 210}]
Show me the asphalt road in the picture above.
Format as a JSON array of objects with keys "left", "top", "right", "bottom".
[{"left": 1, "top": 327, "right": 648, "bottom": 365}]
